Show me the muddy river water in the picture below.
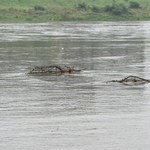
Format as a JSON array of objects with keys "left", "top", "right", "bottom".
[{"left": 0, "top": 21, "right": 150, "bottom": 150}]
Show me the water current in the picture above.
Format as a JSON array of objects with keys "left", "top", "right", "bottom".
[{"left": 0, "top": 21, "right": 150, "bottom": 150}]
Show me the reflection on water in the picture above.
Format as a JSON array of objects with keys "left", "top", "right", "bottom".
[{"left": 0, "top": 21, "right": 150, "bottom": 150}]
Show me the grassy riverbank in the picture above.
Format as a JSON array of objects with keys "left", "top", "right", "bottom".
[{"left": 0, "top": 0, "right": 150, "bottom": 22}]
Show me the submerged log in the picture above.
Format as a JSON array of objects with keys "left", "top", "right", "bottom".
[
  {"left": 28, "top": 65, "right": 82, "bottom": 75},
  {"left": 107, "top": 76, "right": 150, "bottom": 84}
]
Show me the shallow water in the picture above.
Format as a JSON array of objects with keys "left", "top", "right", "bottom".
[{"left": 0, "top": 21, "right": 150, "bottom": 150}]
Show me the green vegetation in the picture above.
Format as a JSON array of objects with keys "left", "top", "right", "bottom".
[
  {"left": 129, "top": 1, "right": 141, "bottom": 9},
  {"left": 0, "top": 0, "right": 150, "bottom": 22},
  {"left": 104, "top": 1, "right": 129, "bottom": 15}
]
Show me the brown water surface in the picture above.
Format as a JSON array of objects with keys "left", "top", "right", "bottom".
[{"left": 0, "top": 21, "right": 150, "bottom": 150}]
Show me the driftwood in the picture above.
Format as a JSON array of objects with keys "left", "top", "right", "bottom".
[
  {"left": 107, "top": 76, "right": 150, "bottom": 84},
  {"left": 28, "top": 65, "right": 82, "bottom": 75}
]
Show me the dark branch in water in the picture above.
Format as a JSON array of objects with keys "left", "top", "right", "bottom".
[
  {"left": 28, "top": 65, "right": 82, "bottom": 75},
  {"left": 107, "top": 75, "right": 150, "bottom": 83}
]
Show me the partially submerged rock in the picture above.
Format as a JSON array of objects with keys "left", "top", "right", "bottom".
[
  {"left": 28, "top": 65, "right": 82, "bottom": 75},
  {"left": 107, "top": 76, "right": 150, "bottom": 85}
]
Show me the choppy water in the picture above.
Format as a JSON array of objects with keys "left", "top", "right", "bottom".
[{"left": 0, "top": 21, "right": 150, "bottom": 150}]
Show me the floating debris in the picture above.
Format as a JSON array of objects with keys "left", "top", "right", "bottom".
[
  {"left": 107, "top": 75, "right": 150, "bottom": 85},
  {"left": 28, "top": 65, "right": 82, "bottom": 75}
]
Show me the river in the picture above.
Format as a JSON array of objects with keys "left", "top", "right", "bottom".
[{"left": 0, "top": 21, "right": 150, "bottom": 150}]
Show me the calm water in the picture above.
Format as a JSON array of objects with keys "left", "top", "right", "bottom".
[{"left": 0, "top": 21, "right": 150, "bottom": 150}]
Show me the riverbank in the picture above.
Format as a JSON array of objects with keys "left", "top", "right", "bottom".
[{"left": 0, "top": 0, "right": 150, "bottom": 22}]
